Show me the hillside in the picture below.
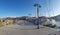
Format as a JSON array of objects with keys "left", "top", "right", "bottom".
[{"left": 51, "top": 14, "right": 60, "bottom": 21}]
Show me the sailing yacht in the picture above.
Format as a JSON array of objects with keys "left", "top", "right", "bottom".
[{"left": 43, "top": 18, "right": 56, "bottom": 26}]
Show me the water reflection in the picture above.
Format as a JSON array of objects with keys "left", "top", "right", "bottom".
[{"left": 56, "top": 21, "right": 60, "bottom": 26}]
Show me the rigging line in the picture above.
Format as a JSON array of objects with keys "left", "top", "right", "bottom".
[
  {"left": 33, "top": 0, "right": 36, "bottom": 3},
  {"left": 44, "top": 0, "right": 46, "bottom": 17},
  {"left": 52, "top": 0, "right": 55, "bottom": 19},
  {"left": 48, "top": 0, "right": 51, "bottom": 17},
  {"left": 46, "top": 0, "right": 49, "bottom": 17},
  {"left": 33, "top": 0, "right": 37, "bottom": 17}
]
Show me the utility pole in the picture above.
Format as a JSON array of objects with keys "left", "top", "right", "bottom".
[{"left": 34, "top": 3, "right": 41, "bottom": 29}]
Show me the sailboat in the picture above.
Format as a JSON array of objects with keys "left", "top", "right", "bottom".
[
  {"left": 42, "top": 0, "right": 56, "bottom": 27},
  {"left": 43, "top": 18, "right": 56, "bottom": 26},
  {"left": 33, "top": 0, "right": 56, "bottom": 28}
]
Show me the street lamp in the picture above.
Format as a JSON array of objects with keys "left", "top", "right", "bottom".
[{"left": 34, "top": 3, "right": 41, "bottom": 29}]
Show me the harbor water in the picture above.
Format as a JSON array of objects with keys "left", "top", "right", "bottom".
[{"left": 56, "top": 21, "right": 60, "bottom": 26}]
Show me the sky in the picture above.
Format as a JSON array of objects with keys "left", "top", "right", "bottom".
[{"left": 0, "top": 0, "right": 60, "bottom": 18}]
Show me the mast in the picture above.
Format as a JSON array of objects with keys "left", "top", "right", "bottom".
[
  {"left": 49, "top": 0, "right": 51, "bottom": 18},
  {"left": 44, "top": 0, "right": 46, "bottom": 17},
  {"left": 50, "top": 0, "right": 54, "bottom": 17}
]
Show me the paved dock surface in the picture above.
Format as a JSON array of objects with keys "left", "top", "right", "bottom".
[{"left": 0, "top": 24, "right": 59, "bottom": 35}]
